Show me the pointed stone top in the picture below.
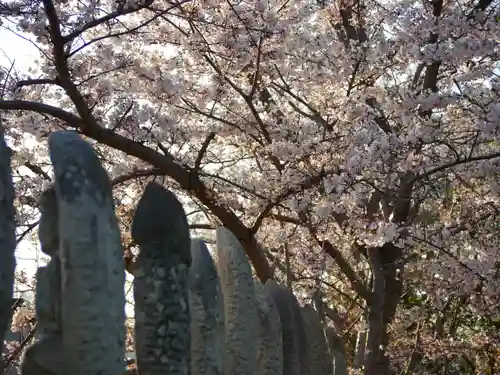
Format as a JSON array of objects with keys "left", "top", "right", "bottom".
[
  {"left": 215, "top": 226, "right": 244, "bottom": 252},
  {"left": 48, "top": 131, "right": 98, "bottom": 165},
  {"left": 132, "top": 182, "right": 191, "bottom": 265},
  {"left": 190, "top": 238, "right": 212, "bottom": 265},
  {"left": 189, "top": 239, "right": 220, "bottom": 307},
  {"left": 48, "top": 131, "right": 112, "bottom": 204}
]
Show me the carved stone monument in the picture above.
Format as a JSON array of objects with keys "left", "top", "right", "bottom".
[
  {"left": 20, "top": 188, "right": 63, "bottom": 375},
  {"left": 0, "top": 130, "right": 347, "bottom": 375}
]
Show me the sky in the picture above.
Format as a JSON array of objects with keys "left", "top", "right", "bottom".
[{"left": 0, "top": 27, "right": 39, "bottom": 70}]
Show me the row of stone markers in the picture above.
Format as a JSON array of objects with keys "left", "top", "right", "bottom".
[{"left": 0, "top": 129, "right": 348, "bottom": 375}]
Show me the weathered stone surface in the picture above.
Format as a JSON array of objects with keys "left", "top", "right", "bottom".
[
  {"left": 301, "top": 305, "right": 330, "bottom": 375},
  {"left": 21, "top": 187, "right": 63, "bottom": 375},
  {"left": 132, "top": 182, "right": 191, "bottom": 375},
  {"left": 19, "top": 349, "right": 60, "bottom": 375},
  {"left": 49, "top": 131, "right": 125, "bottom": 375},
  {"left": 0, "top": 123, "right": 16, "bottom": 364},
  {"left": 35, "top": 187, "right": 62, "bottom": 340},
  {"left": 34, "top": 260, "right": 61, "bottom": 338},
  {"left": 189, "top": 239, "right": 224, "bottom": 375},
  {"left": 20, "top": 260, "right": 64, "bottom": 375},
  {"left": 254, "top": 279, "right": 283, "bottom": 375},
  {"left": 38, "top": 187, "right": 59, "bottom": 257},
  {"left": 263, "top": 280, "right": 300, "bottom": 375},
  {"left": 216, "top": 226, "right": 258, "bottom": 375},
  {"left": 285, "top": 288, "right": 308, "bottom": 375},
  {"left": 3, "top": 126, "right": 344, "bottom": 375}
]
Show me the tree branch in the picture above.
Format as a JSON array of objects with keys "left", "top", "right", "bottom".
[
  {"left": 251, "top": 167, "right": 340, "bottom": 234},
  {"left": 413, "top": 151, "right": 500, "bottom": 183},
  {"left": 0, "top": 100, "right": 83, "bottom": 126},
  {"left": 62, "top": 0, "right": 156, "bottom": 43},
  {"left": 15, "top": 78, "right": 60, "bottom": 90},
  {"left": 321, "top": 240, "right": 373, "bottom": 304},
  {"left": 42, "top": 0, "right": 96, "bottom": 128},
  {"left": 193, "top": 132, "right": 216, "bottom": 173},
  {"left": 111, "top": 168, "right": 164, "bottom": 186},
  {"left": 0, "top": 100, "right": 273, "bottom": 282}
]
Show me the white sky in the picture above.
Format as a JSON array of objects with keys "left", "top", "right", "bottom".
[{"left": 0, "top": 28, "right": 40, "bottom": 70}]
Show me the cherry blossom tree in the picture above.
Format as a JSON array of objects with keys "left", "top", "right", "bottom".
[{"left": 1, "top": 0, "right": 499, "bottom": 373}]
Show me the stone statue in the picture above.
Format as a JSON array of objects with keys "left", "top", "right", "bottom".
[
  {"left": 20, "top": 187, "right": 64, "bottom": 375},
  {"left": 10, "top": 131, "right": 346, "bottom": 375}
]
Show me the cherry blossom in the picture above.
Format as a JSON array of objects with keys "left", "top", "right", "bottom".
[{"left": 1, "top": 0, "right": 499, "bottom": 373}]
